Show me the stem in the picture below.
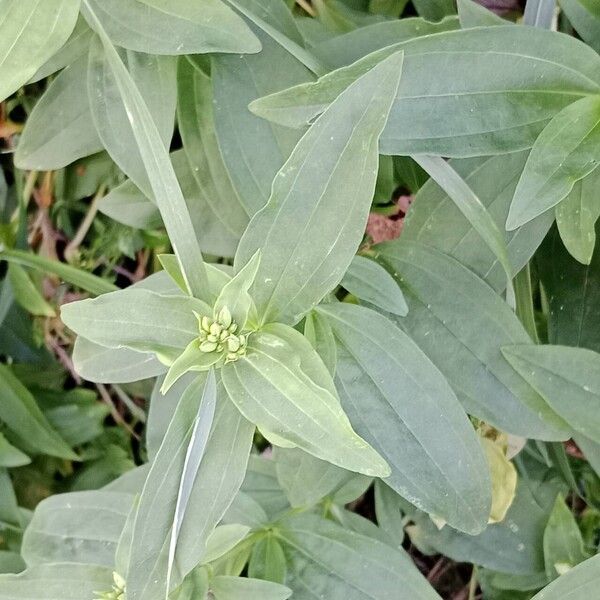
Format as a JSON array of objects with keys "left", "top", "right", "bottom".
[
  {"left": 468, "top": 565, "right": 478, "bottom": 600},
  {"left": 64, "top": 184, "right": 106, "bottom": 263},
  {"left": 514, "top": 262, "right": 540, "bottom": 343}
]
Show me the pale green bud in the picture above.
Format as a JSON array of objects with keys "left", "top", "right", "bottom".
[{"left": 218, "top": 307, "right": 232, "bottom": 329}]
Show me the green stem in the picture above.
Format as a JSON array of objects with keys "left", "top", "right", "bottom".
[{"left": 514, "top": 262, "right": 540, "bottom": 343}]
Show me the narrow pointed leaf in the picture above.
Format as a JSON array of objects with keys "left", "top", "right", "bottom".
[
  {"left": 507, "top": 96, "right": 600, "bottom": 230},
  {"left": 166, "top": 371, "right": 217, "bottom": 595},
  {"left": 250, "top": 27, "right": 600, "bottom": 157},
  {"left": 61, "top": 288, "right": 210, "bottom": 361},
  {"left": 532, "top": 554, "right": 600, "bottom": 599},
  {"left": 82, "top": 6, "right": 209, "bottom": 300},
  {"left": 127, "top": 379, "right": 254, "bottom": 600},
  {"left": 341, "top": 255, "right": 408, "bottom": 316},
  {"left": 319, "top": 302, "right": 491, "bottom": 534},
  {"left": 0, "top": 0, "right": 80, "bottom": 102},
  {"left": 222, "top": 322, "right": 390, "bottom": 476},
  {"left": 83, "top": 0, "right": 261, "bottom": 55},
  {"left": 502, "top": 344, "right": 600, "bottom": 442},
  {"left": 211, "top": 575, "right": 292, "bottom": 600},
  {"left": 235, "top": 50, "right": 404, "bottom": 326},
  {"left": 0, "top": 364, "right": 76, "bottom": 460},
  {"left": 378, "top": 241, "right": 570, "bottom": 440}
]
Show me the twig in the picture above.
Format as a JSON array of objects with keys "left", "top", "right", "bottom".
[
  {"left": 65, "top": 183, "right": 107, "bottom": 262},
  {"left": 96, "top": 383, "right": 141, "bottom": 441}
]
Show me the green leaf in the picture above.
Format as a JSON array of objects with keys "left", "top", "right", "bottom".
[
  {"left": 524, "top": 0, "right": 556, "bottom": 27},
  {"left": 319, "top": 302, "right": 491, "bottom": 534},
  {"left": 341, "top": 255, "right": 408, "bottom": 316},
  {"left": 61, "top": 288, "right": 210, "bottom": 362},
  {"left": 161, "top": 341, "right": 220, "bottom": 394},
  {"left": 311, "top": 16, "right": 460, "bottom": 69},
  {"left": 166, "top": 372, "right": 217, "bottom": 595},
  {"left": 0, "top": 564, "right": 113, "bottom": 599},
  {"left": 543, "top": 493, "right": 588, "bottom": 579},
  {"left": 203, "top": 524, "right": 250, "bottom": 564},
  {"left": 412, "top": 0, "right": 455, "bottom": 20},
  {"left": 214, "top": 250, "right": 261, "bottom": 329},
  {"left": 277, "top": 514, "right": 441, "bottom": 600},
  {"left": 87, "top": 41, "right": 177, "bottom": 197},
  {"left": 30, "top": 14, "right": 93, "bottom": 82},
  {"left": 0, "top": 432, "right": 30, "bottom": 468},
  {"left": 248, "top": 534, "right": 287, "bottom": 583},
  {"left": 532, "top": 554, "right": 600, "bottom": 599},
  {"left": 273, "top": 446, "right": 354, "bottom": 508},
  {"left": 72, "top": 337, "right": 166, "bottom": 384},
  {"left": 303, "top": 310, "right": 337, "bottom": 376},
  {"left": 374, "top": 480, "right": 406, "bottom": 548},
  {"left": 0, "top": 0, "right": 80, "bottom": 102},
  {"left": 403, "top": 151, "right": 553, "bottom": 294},
  {"left": 222, "top": 322, "right": 390, "bottom": 477},
  {"left": 250, "top": 27, "right": 600, "bottom": 157},
  {"left": 0, "top": 364, "right": 76, "bottom": 460},
  {"left": 8, "top": 264, "right": 55, "bottom": 317},
  {"left": 15, "top": 53, "right": 102, "bottom": 170},
  {"left": 377, "top": 241, "right": 570, "bottom": 440},
  {"left": 126, "top": 378, "right": 254, "bottom": 600},
  {"left": 0, "top": 247, "right": 117, "bottom": 295},
  {"left": 457, "top": 0, "right": 506, "bottom": 27},
  {"left": 501, "top": 344, "right": 600, "bottom": 442},
  {"left": 177, "top": 58, "right": 249, "bottom": 239},
  {"left": 559, "top": 0, "right": 600, "bottom": 53},
  {"left": 211, "top": 27, "right": 312, "bottom": 216},
  {"left": 83, "top": 0, "right": 261, "bottom": 55},
  {"left": 537, "top": 224, "right": 600, "bottom": 352},
  {"left": 235, "top": 50, "right": 404, "bottom": 326},
  {"left": 555, "top": 167, "right": 600, "bottom": 265},
  {"left": 407, "top": 476, "right": 556, "bottom": 575},
  {"left": 21, "top": 490, "right": 132, "bottom": 568},
  {"left": 507, "top": 96, "right": 600, "bottom": 230},
  {"left": 413, "top": 154, "right": 515, "bottom": 304},
  {"left": 82, "top": 11, "right": 209, "bottom": 301},
  {"left": 211, "top": 575, "right": 292, "bottom": 600}
]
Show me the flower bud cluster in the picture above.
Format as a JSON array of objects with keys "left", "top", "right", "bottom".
[
  {"left": 197, "top": 307, "right": 247, "bottom": 362},
  {"left": 96, "top": 572, "right": 126, "bottom": 600}
]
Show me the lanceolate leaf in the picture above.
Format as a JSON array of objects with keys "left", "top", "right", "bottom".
[
  {"left": 532, "top": 554, "right": 600, "bottom": 599},
  {"left": 502, "top": 344, "right": 600, "bottom": 442},
  {"left": 0, "top": 364, "right": 76, "bottom": 460},
  {"left": 211, "top": 576, "right": 292, "bottom": 600},
  {"left": 277, "top": 514, "right": 441, "bottom": 600},
  {"left": 0, "top": 564, "right": 113, "bottom": 599},
  {"left": 82, "top": 5, "right": 209, "bottom": 300},
  {"left": 222, "top": 322, "right": 390, "bottom": 476},
  {"left": 402, "top": 151, "right": 554, "bottom": 293},
  {"left": 72, "top": 337, "right": 167, "bottom": 384},
  {"left": 235, "top": 50, "right": 404, "bottom": 326},
  {"left": 559, "top": 0, "right": 600, "bottom": 53},
  {"left": 377, "top": 241, "right": 570, "bottom": 440},
  {"left": 537, "top": 224, "right": 600, "bottom": 353},
  {"left": 413, "top": 154, "right": 515, "bottom": 304},
  {"left": 127, "top": 377, "right": 254, "bottom": 600},
  {"left": 177, "top": 58, "right": 249, "bottom": 238},
  {"left": 507, "top": 96, "right": 600, "bottom": 230},
  {"left": 341, "top": 255, "right": 408, "bottom": 316},
  {"left": 21, "top": 490, "right": 132, "bottom": 568},
  {"left": 87, "top": 41, "right": 177, "bottom": 197},
  {"left": 15, "top": 53, "right": 102, "bottom": 170},
  {"left": 166, "top": 371, "right": 217, "bottom": 595},
  {"left": 319, "top": 302, "right": 491, "bottom": 534},
  {"left": 555, "top": 167, "right": 600, "bottom": 265},
  {"left": 61, "top": 288, "right": 210, "bottom": 362},
  {"left": 83, "top": 0, "right": 261, "bottom": 55},
  {"left": 0, "top": 0, "right": 80, "bottom": 102},
  {"left": 524, "top": 0, "right": 556, "bottom": 27},
  {"left": 250, "top": 27, "right": 600, "bottom": 157},
  {"left": 211, "top": 27, "right": 313, "bottom": 216}
]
